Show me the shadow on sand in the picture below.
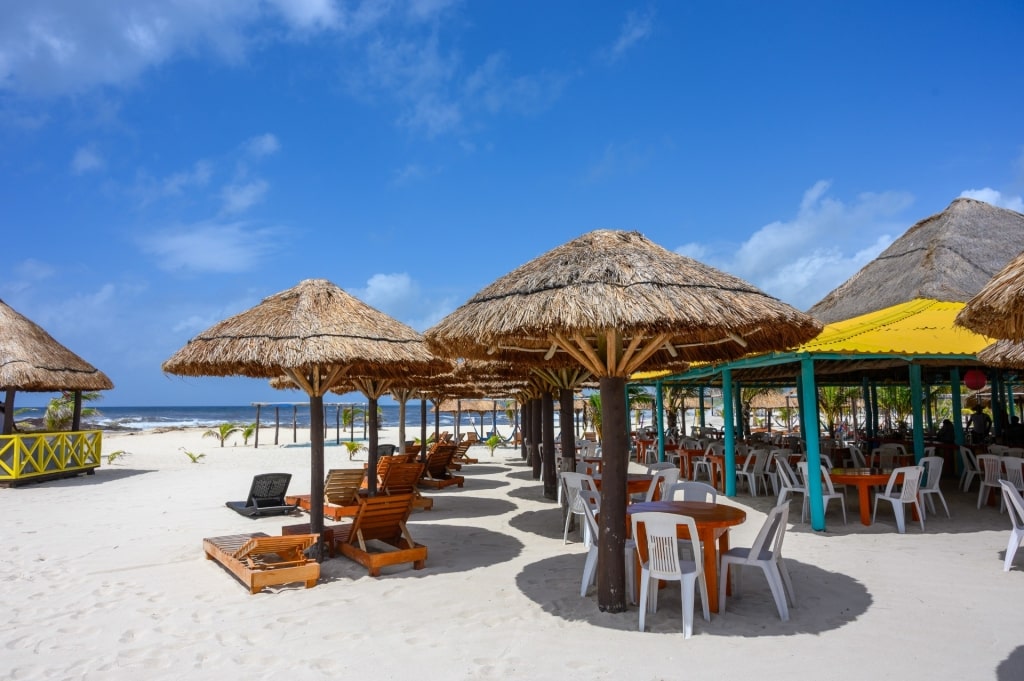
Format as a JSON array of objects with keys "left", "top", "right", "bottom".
[{"left": 515, "top": 552, "right": 871, "bottom": 636}]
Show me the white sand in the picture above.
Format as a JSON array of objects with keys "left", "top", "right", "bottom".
[{"left": 3, "top": 426, "right": 1023, "bottom": 680}]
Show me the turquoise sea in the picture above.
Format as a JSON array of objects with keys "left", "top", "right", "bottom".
[{"left": 12, "top": 404, "right": 513, "bottom": 433}]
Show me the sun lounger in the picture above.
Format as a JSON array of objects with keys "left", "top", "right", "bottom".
[
  {"left": 452, "top": 441, "right": 479, "bottom": 466},
  {"left": 203, "top": 532, "right": 320, "bottom": 594},
  {"left": 418, "top": 444, "right": 464, "bottom": 489},
  {"left": 380, "top": 461, "right": 433, "bottom": 510},
  {"left": 226, "top": 473, "right": 300, "bottom": 517},
  {"left": 332, "top": 493, "right": 428, "bottom": 576},
  {"left": 286, "top": 468, "right": 364, "bottom": 520}
]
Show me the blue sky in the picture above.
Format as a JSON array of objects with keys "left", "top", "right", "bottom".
[{"left": 3, "top": 0, "right": 1023, "bottom": 407}]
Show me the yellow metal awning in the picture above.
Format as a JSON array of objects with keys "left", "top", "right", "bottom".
[{"left": 795, "top": 298, "right": 993, "bottom": 355}]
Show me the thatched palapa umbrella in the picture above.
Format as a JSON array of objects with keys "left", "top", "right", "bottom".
[
  {"left": 425, "top": 230, "right": 820, "bottom": 612},
  {"left": 1, "top": 299, "right": 113, "bottom": 434},
  {"left": 956, "top": 248, "right": 1024, "bottom": 342},
  {"left": 976, "top": 339, "right": 1024, "bottom": 368},
  {"left": 162, "top": 279, "right": 446, "bottom": 558}
]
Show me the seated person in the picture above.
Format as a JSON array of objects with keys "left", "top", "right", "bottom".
[
  {"left": 1005, "top": 416, "right": 1024, "bottom": 446},
  {"left": 936, "top": 419, "right": 955, "bottom": 444}
]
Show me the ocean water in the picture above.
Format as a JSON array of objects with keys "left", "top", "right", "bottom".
[{"left": 13, "top": 403, "right": 516, "bottom": 433}]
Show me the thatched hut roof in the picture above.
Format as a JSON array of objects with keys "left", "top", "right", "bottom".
[
  {"left": 426, "top": 230, "right": 821, "bottom": 376},
  {"left": 977, "top": 339, "right": 1024, "bottom": 368},
  {"left": 162, "top": 279, "right": 448, "bottom": 389},
  {"left": 955, "top": 249, "right": 1024, "bottom": 341},
  {"left": 808, "top": 198, "right": 1024, "bottom": 324},
  {"left": 0, "top": 299, "right": 113, "bottom": 391},
  {"left": 436, "top": 398, "right": 501, "bottom": 413}
]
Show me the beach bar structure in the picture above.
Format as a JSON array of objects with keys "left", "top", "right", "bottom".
[{"left": 0, "top": 299, "right": 112, "bottom": 486}]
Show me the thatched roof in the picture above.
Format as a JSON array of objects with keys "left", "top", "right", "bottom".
[
  {"left": 436, "top": 398, "right": 502, "bottom": 413},
  {"left": 977, "top": 339, "right": 1024, "bottom": 368},
  {"left": 0, "top": 299, "right": 113, "bottom": 391},
  {"left": 426, "top": 230, "right": 821, "bottom": 376},
  {"left": 808, "top": 198, "right": 1024, "bottom": 324},
  {"left": 955, "top": 249, "right": 1024, "bottom": 341},
  {"left": 163, "top": 279, "right": 448, "bottom": 392}
]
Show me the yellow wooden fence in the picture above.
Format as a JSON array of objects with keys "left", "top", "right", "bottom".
[{"left": 0, "top": 431, "right": 102, "bottom": 486}]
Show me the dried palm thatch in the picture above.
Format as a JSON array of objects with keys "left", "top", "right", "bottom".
[
  {"left": 163, "top": 279, "right": 448, "bottom": 391},
  {"left": 809, "top": 198, "right": 1024, "bottom": 324},
  {"left": 0, "top": 299, "right": 113, "bottom": 392},
  {"left": 955, "top": 249, "right": 1024, "bottom": 341},
  {"left": 426, "top": 230, "right": 821, "bottom": 376},
  {"left": 163, "top": 279, "right": 448, "bottom": 557},
  {"left": 977, "top": 339, "right": 1024, "bottom": 368}
]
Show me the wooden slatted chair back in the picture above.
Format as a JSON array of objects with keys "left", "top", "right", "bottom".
[
  {"left": 324, "top": 469, "right": 365, "bottom": 505},
  {"left": 426, "top": 444, "right": 458, "bottom": 477},
  {"left": 347, "top": 493, "right": 416, "bottom": 551},
  {"left": 381, "top": 462, "right": 425, "bottom": 495},
  {"left": 232, "top": 535, "right": 315, "bottom": 568}
]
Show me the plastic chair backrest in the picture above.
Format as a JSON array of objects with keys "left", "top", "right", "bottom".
[
  {"left": 750, "top": 501, "right": 791, "bottom": 561},
  {"left": 749, "top": 450, "right": 768, "bottom": 475},
  {"left": 705, "top": 442, "right": 724, "bottom": 456},
  {"left": 561, "top": 472, "right": 596, "bottom": 512},
  {"left": 1002, "top": 457, "right": 1024, "bottom": 491},
  {"left": 646, "top": 468, "right": 680, "bottom": 502},
  {"left": 920, "top": 456, "right": 944, "bottom": 491},
  {"left": 579, "top": 490, "right": 601, "bottom": 538},
  {"left": 885, "top": 466, "right": 922, "bottom": 502},
  {"left": 961, "top": 446, "right": 979, "bottom": 473},
  {"left": 977, "top": 454, "right": 1003, "bottom": 484},
  {"left": 1000, "top": 481, "right": 1024, "bottom": 532},
  {"left": 631, "top": 511, "right": 702, "bottom": 579},
  {"left": 989, "top": 444, "right": 1010, "bottom": 455},
  {"left": 848, "top": 445, "right": 867, "bottom": 468},
  {"left": 667, "top": 480, "right": 718, "bottom": 503},
  {"left": 775, "top": 453, "right": 801, "bottom": 489},
  {"left": 646, "top": 462, "right": 676, "bottom": 473}
]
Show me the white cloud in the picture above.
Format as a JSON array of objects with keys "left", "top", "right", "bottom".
[
  {"left": 607, "top": 9, "right": 654, "bottom": 62},
  {"left": 71, "top": 145, "right": 104, "bottom": 174},
  {"left": 0, "top": 258, "right": 57, "bottom": 296},
  {"left": 584, "top": 141, "right": 652, "bottom": 183},
  {"left": 244, "top": 133, "right": 280, "bottom": 158},
  {"left": 463, "top": 52, "right": 567, "bottom": 117},
  {"left": 674, "top": 242, "right": 707, "bottom": 260},
  {"left": 139, "top": 221, "right": 279, "bottom": 273},
  {"left": 351, "top": 271, "right": 456, "bottom": 331},
  {"left": 220, "top": 179, "right": 269, "bottom": 214},
  {"left": 678, "top": 181, "right": 913, "bottom": 310},
  {"left": 959, "top": 187, "right": 1024, "bottom": 214},
  {"left": 264, "top": 0, "right": 340, "bottom": 30}
]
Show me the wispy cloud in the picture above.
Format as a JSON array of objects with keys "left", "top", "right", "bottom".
[
  {"left": 959, "top": 187, "right": 1024, "bottom": 214},
  {"left": 676, "top": 181, "right": 914, "bottom": 310},
  {"left": 139, "top": 221, "right": 280, "bottom": 274},
  {"left": 392, "top": 162, "right": 441, "bottom": 186},
  {"left": 71, "top": 145, "right": 104, "bottom": 174},
  {"left": 351, "top": 271, "right": 456, "bottom": 331},
  {"left": 244, "top": 133, "right": 280, "bottom": 158},
  {"left": 220, "top": 180, "right": 269, "bottom": 214},
  {"left": 583, "top": 140, "right": 653, "bottom": 183},
  {"left": 606, "top": 8, "right": 654, "bottom": 63}
]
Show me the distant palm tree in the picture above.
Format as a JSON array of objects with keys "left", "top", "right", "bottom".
[
  {"left": 818, "top": 386, "right": 860, "bottom": 438},
  {"left": 203, "top": 423, "right": 242, "bottom": 447},
  {"left": 241, "top": 422, "right": 259, "bottom": 446},
  {"left": 43, "top": 391, "right": 102, "bottom": 431}
]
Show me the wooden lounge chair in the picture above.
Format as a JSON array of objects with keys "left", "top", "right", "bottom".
[
  {"left": 419, "top": 444, "right": 464, "bottom": 489},
  {"left": 380, "top": 461, "right": 433, "bottom": 510},
  {"left": 452, "top": 440, "right": 479, "bottom": 466},
  {"left": 286, "top": 468, "right": 364, "bottom": 520},
  {"left": 332, "top": 493, "right": 427, "bottom": 576},
  {"left": 203, "top": 532, "right": 320, "bottom": 594},
  {"left": 226, "top": 473, "right": 300, "bottom": 518}
]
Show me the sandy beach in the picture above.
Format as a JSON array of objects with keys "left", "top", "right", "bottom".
[{"left": 3, "top": 426, "right": 1023, "bottom": 680}]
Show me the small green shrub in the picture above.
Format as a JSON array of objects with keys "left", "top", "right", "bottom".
[{"left": 180, "top": 447, "right": 206, "bottom": 463}]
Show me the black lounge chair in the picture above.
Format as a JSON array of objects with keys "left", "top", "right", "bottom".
[{"left": 226, "top": 473, "right": 301, "bottom": 518}]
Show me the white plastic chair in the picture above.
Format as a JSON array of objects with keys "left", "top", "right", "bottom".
[
  {"left": 560, "top": 472, "right": 596, "bottom": 544},
  {"left": 999, "top": 481, "right": 1024, "bottom": 571},
  {"left": 797, "top": 461, "right": 847, "bottom": 524},
  {"left": 666, "top": 480, "right": 718, "bottom": 503},
  {"left": 976, "top": 454, "right": 1005, "bottom": 510},
  {"left": 844, "top": 444, "right": 867, "bottom": 469},
  {"left": 691, "top": 442, "right": 722, "bottom": 483},
  {"left": 644, "top": 467, "right": 680, "bottom": 502},
  {"left": 960, "top": 446, "right": 981, "bottom": 492},
  {"left": 578, "top": 490, "right": 636, "bottom": 602},
  {"left": 871, "top": 465, "right": 925, "bottom": 533},
  {"left": 1002, "top": 456, "right": 1024, "bottom": 492},
  {"left": 719, "top": 501, "right": 796, "bottom": 621},
  {"left": 737, "top": 449, "right": 768, "bottom": 496},
  {"left": 765, "top": 448, "right": 792, "bottom": 496},
  {"left": 871, "top": 442, "right": 906, "bottom": 469},
  {"left": 918, "top": 455, "right": 951, "bottom": 519},
  {"left": 632, "top": 511, "right": 709, "bottom": 637},
  {"left": 774, "top": 452, "right": 806, "bottom": 509}
]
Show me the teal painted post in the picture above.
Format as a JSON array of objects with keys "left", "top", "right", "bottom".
[
  {"left": 910, "top": 364, "right": 924, "bottom": 463},
  {"left": 801, "top": 358, "right": 825, "bottom": 531},
  {"left": 951, "top": 368, "right": 964, "bottom": 446},
  {"left": 734, "top": 382, "right": 745, "bottom": 441},
  {"left": 722, "top": 369, "right": 736, "bottom": 497},
  {"left": 655, "top": 381, "right": 665, "bottom": 462}
]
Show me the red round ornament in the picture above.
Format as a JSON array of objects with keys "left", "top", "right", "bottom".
[{"left": 964, "top": 369, "right": 987, "bottom": 391}]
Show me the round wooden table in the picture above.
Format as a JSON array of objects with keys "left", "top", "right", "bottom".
[
  {"left": 627, "top": 500, "right": 746, "bottom": 613},
  {"left": 593, "top": 472, "right": 656, "bottom": 498},
  {"left": 829, "top": 468, "right": 899, "bottom": 525}
]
